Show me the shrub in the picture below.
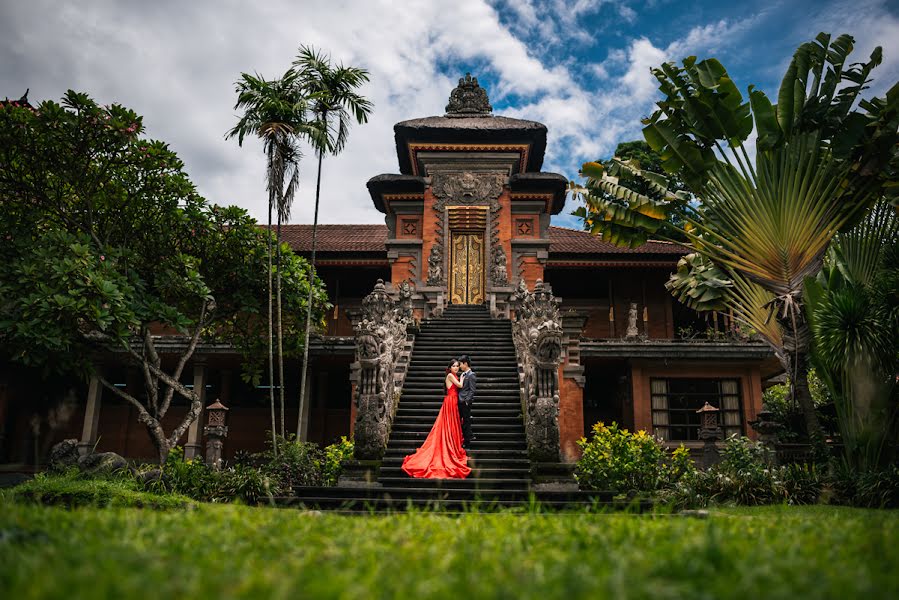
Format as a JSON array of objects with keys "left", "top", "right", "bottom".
[
  {"left": 829, "top": 463, "right": 899, "bottom": 508},
  {"left": 145, "top": 446, "right": 218, "bottom": 501},
  {"left": 322, "top": 436, "right": 354, "bottom": 486},
  {"left": 8, "top": 471, "right": 192, "bottom": 510},
  {"left": 778, "top": 463, "right": 823, "bottom": 505},
  {"left": 576, "top": 422, "right": 692, "bottom": 493},
  {"left": 215, "top": 464, "right": 276, "bottom": 504},
  {"left": 662, "top": 436, "right": 824, "bottom": 508},
  {"left": 260, "top": 434, "right": 324, "bottom": 489}
]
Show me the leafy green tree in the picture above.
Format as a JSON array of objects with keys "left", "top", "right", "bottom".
[
  {"left": 577, "top": 141, "right": 689, "bottom": 240},
  {"left": 0, "top": 91, "right": 328, "bottom": 463},
  {"left": 227, "top": 70, "right": 324, "bottom": 451},
  {"left": 573, "top": 33, "right": 899, "bottom": 444},
  {"left": 291, "top": 45, "right": 372, "bottom": 439}
]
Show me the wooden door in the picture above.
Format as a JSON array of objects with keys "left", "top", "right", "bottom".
[{"left": 450, "top": 233, "right": 485, "bottom": 304}]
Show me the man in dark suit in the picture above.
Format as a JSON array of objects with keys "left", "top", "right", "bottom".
[{"left": 457, "top": 355, "right": 476, "bottom": 449}]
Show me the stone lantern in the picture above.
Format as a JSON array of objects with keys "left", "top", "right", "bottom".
[
  {"left": 749, "top": 403, "right": 782, "bottom": 465},
  {"left": 203, "top": 399, "right": 229, "bottom": 471},
  {"left": 696, "top": 401, "right": 721, "bottom": 469}
]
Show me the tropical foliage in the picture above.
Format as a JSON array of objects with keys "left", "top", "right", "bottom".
[
  {"left": 0, "top": 91, "right": 328, "bottom": 463},
  {"left": 805, "top": 201, "right": 899, "bottom": 471},
  {"left": 572, "top": 33, "right": 899, "bottom": 444}
]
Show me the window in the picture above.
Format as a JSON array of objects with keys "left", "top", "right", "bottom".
[{"left": 650, "top": 378, "right": 742, "bottom": 441}]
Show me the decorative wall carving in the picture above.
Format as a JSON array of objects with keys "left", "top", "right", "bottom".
[
  {"left": 431, "top": 172, "right": 504, "bottom": 211},
  {"left": 430, "top": 171, "right": 506, "bottom": 296},
  {"left": 352, "top": 279, "right": 413, "bottom": 460},
  {"left": 510, "top": 279, "right": 564, "bottom": 462},
  {"left": 516, "top": 218, "right": 533, "bottom": 236}
]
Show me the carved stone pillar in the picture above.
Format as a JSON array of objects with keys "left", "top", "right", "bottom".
[
  {"left": 183, "top": 361, "right": 207, "bottom": 460},
  {"left": 510, "top": 280, "right": 578, "bottom": 490},
  {"left": 77, "top": 371, "right": 103, "bottom": 456}
]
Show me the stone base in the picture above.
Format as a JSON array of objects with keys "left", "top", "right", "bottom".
[
  {"left": 530, "top": 461, "right": 578, "bottom": 492},
  {"left": 337, "top": 459, "right": 383, "bottom": 488}
]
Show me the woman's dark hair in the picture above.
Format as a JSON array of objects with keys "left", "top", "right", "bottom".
[{"left": 445, "top": 359, "right": 459, "bottom": 375}]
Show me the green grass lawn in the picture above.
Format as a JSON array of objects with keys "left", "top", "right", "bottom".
[{"left": 1, "top": 500, "right": 896, "bottom": 599}]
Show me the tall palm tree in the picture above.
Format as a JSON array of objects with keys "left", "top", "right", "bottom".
[
  {"left": 292, "top": 45, "right": 372, "bottom": 439},
  {"left": 227, "top": 70, "right": 319, "bottom": 452},
  {"left": 573, "top": 33, "right": 898, "bottom": 443}
]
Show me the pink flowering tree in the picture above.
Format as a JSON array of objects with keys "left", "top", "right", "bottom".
[{"left": 0, "top": 91, "right": 329, "bottom": 463}]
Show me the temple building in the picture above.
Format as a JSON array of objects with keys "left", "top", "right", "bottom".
[{"left": 0, "top": 75, "right": 778, "bottom": 469}]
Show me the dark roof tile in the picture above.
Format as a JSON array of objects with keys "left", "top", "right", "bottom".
[{"left": 276, "top": 224, "right": 686, "bottom": 256}]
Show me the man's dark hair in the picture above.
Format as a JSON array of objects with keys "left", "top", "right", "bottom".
[{"left": 458, "top": 355, "right": 471, "bottom": 367}]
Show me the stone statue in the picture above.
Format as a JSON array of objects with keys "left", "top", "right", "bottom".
[
  {"left": 398, "top": 280, "right": 415, "bottom": 320},
  {"left": 626, "top": 302, "right": 639, "bottom": 338},
  {"left": 426, "top": 245, "right": 443, "bottom": 286},
  {"left": 491, "top": 246, "right": 508, "bottom": 286}
]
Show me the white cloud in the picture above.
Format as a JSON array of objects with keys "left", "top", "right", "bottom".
[{"left": 2, "top": 0, "right": 896, "bottom": 231}]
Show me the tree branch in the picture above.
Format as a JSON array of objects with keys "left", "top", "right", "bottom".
[{"left": 159, "top": 299, "right": 210, "bottom": 418}]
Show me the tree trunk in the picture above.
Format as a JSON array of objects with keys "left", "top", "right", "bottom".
[
  {"left": 296, "top": 150, "right": 323, "bottom": 440},
  {"left": 276, "top": 212, "right": 286, "bottom": 440},
  {"left": 267, "top": 201, "right": 278, "bottom": 456},
  {"left": 779, "top": 312, "right": 825, "bottom": 445}
]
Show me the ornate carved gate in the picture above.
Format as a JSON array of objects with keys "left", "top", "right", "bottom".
[{"left": 450, "top": 233, "right": 485, "bottom": 304}]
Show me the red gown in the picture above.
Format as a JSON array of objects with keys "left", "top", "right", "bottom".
[{"left": 401, "top": 381, "right": 471, "bottom": 479}]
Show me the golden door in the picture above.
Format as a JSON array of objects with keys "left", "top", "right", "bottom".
[{"left": 450, "top": 233, "right": 485, "bottom": 305}]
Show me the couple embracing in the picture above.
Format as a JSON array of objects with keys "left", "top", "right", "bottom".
[{"left": 401, "top": 355, "right": 476, "bottom": 479}]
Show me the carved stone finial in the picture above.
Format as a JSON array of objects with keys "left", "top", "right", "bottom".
[{"left": 445, "top": 73, "right": 493, "bottom": 117}]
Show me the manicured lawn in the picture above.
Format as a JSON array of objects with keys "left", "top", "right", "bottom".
[{"left": 1, "top": 500, "right": 896, "bottom": 599}]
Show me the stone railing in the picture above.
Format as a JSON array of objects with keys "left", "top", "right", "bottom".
[
  {"left": 510, "top": 279, "right": 564, "bottom": 463},
  {"left": 350, "top": 279, "right": 414, "bottom": 462}
]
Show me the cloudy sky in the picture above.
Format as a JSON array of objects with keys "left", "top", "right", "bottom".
[{"left": 3, "top": 0, "right": 897, "bottom": 228}]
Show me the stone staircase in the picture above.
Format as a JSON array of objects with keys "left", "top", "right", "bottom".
[
  {"left": 278, "top": 304, "right": 624, "bottom": 512},
  {"left": 378, "top": 304, "right": 530, "bottom": 493}
]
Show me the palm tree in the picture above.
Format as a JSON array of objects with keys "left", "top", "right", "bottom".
[
  {"left": 227, "top": 70, "right": 320, "bottom": 453},
  {"left": 573, "top": 33, "right": 898, "bottom": 444},
  {"left": 292, "top": 45, "right": 372, "bottom": 439}
]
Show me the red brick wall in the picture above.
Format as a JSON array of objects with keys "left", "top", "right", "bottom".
[
  {"left": 420, "top": 187, "right": 439, "bottom": 283},
  {"left": 558, "top": 364, "right": 584, "bottom": 462}
]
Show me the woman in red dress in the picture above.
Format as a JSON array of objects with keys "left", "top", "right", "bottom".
[{"left": 401, "top": 359, "right": 471, "bottom": 479}]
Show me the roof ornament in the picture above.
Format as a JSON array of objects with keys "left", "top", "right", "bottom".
[{"left": 445, "top": 73, "right": 493, "bottom": 118}]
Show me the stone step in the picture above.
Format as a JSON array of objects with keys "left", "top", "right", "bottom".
[
  {"left": 379, "top": 465, "right": 530, "bottom": 477},
  {"left": 277, "top": 487, "right": 629, "bottom": 513},
  {"left": 390, "top": 430, "right": 524, "bottom": 440},
  {"left": 393, "top": 415, "right": 523, "bottom": 425},
  {"left": 391, "top": 426, "right": 524, "bottom": 436},
  {"left": 396, "top": 410, "right": 521, "bottom": 420},
  {"left": 378, "top": 477, "right": 530, "bottom": 490},
  {"left": 383, "top": 447, "right": 528, "bottom": 458},
  {"left": 398, "top": 402, "right": 520, "bottom": 410},
  {"left": 386, "top": 440, "right": 527, "bottom": 451},
  {"left": 380, "top": 457, "right": 531, "bottom": 469}
]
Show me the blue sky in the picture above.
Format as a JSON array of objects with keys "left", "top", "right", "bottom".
[{"left": 2, "top": 0, "right": 897, "bottom": 228}]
